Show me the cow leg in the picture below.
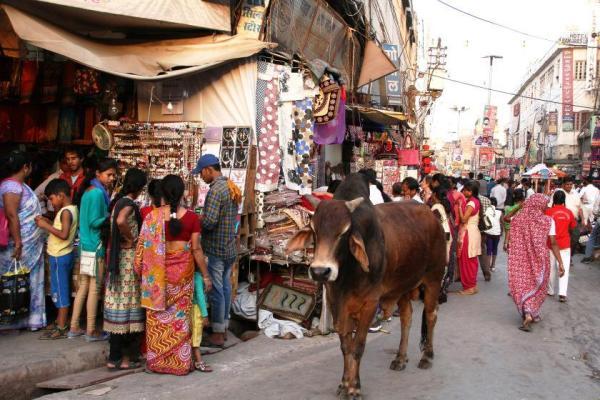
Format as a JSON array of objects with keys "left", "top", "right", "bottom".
[
  {"left": 390, "top": 294, "right": 412, "bottom": 371},
  {"left": 346, "top": 302, "right": 377, "bottom": 400},
  {"left": 418, "top": 280, "right": 441, "bottom": 370},
  {"left": 335, "top": 310, "right": 355, "bottom": 398}
]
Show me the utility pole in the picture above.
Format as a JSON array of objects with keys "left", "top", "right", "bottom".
[
  {"left": 482, "top": 55, "right": 503, "bottom": 105},
  {"left": 427, "top": 38, "right": 447, "bottom": 89}
]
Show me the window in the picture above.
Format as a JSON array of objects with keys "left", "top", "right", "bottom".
[
  {"left": 574, "top": 111, "right": 592, "bottom": 132},
  {"left": 575, "top": 60, "right": 587, "bottom": 80}
]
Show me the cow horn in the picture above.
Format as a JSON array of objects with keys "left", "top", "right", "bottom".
[{"left": 345, "top": 197, "right": 364, "bottom": 213}]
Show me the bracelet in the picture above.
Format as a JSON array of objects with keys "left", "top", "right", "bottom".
[{"left": 203, "top": 276, "right": 210, "bottom": 281}]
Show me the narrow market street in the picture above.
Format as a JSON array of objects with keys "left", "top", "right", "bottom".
[{"left": 40, "top": 251, "right": 600, "bottom": 400}]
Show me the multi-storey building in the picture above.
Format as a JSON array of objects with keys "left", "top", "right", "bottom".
[{"left": 507, "top": 41, "right": 599, "bottom": 176}]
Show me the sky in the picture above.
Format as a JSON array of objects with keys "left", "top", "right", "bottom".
[{"left": 413, "top": 0, "right": 592, "bottom": 145}]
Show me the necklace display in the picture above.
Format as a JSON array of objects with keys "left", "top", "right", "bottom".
[{"left": 108, "top": 121, "right": 204, "bottom": 207}]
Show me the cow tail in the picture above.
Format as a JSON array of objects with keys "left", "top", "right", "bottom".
[{"left": 420, "top": 307, "right": 427, "bottom": 352}]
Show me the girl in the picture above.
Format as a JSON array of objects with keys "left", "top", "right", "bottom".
[
  {"left": 484, "top": 197, "right": 503, "bottom": 272},
  {"left": 69, "top": 158, "right": 117, "bottom": 341},
  {"left": 105, "top": 168, "right": 147, "bottom": 370}
]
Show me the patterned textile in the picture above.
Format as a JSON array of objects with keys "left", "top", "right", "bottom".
[
  {"left": 255, "top": 61, "right": 272, "bottom": 140},
  {"left": 104, "top": 248, "right": 145, "bottom": 334},
  {"left": 104, "top": 212, "right": 144, "bottom": 334},
  {"left": 201, "top": 176, "right": 238, "bottom": 259},
  {"left": 145, "top": 249, "right": 194, "bottom": 375},
  {"left": 278, "top": 101, "right": 300, "bottom": 192},
  {"left": 313, "top": 75, "right": 340, "bottom": 124},
  {"left": 508, "top": 194, "right": 552, "bottom": 318},
  {"left": 191, "top": 303, "right": 204, "bottom": 348},
  {"left": 313, "top": 88, "right": 346, "bottom": 145},
  {"left": 292, "top": 98, "right": 315, "bottom": 194},
  {"left": 0, "top": 181, "right": 45, "bottom": 330},
  {"left": 256, "top": 78, "right": 281, "bottom": 193},
  {"left": 135, "top": 207, "right": 167, "bottom": 311}
]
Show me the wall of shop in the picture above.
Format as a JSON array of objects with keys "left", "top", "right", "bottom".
[{"left": 137, "top": 59, "right": 257, "bottom": 129}]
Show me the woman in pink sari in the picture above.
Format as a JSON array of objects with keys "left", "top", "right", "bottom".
[
  {"left": 456, "top": 181, "right": 481, "bottom": 295},
  {"left": 507, "top": 194, "right": 564, "bottom": 331}
]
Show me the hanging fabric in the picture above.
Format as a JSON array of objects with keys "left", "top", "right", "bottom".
[
  {"left": 255, "top": 70, "right": 281, "bottom": 193},
  {"left": 313, "top": 87, "right": 346, "bottom": 145}
]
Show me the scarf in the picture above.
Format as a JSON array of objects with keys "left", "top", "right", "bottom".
[
  {"left": 91, "top": 178, "right": 110, "bottom": 206},
  {"left": 108, "top": 197, "right": 142, "bottom": 286},
  {"left": 227, "top": 178, "right": 243, "bottom": 205}
]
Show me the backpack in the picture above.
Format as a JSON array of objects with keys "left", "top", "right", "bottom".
[{"left": 478, "top": 199, "right": 493, "bottom": 232}]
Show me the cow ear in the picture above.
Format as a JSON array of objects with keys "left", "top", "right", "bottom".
[
  {"left": 349, "top": 232, "right": 369, "bottom": 273},
  {"left": 285, "top": 227, "right": 313, "bottom": 254}
]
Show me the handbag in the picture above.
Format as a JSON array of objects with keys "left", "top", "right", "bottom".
[
  {"left": 0, "top": 259, "right": 30, "bottom": 325},
  {"left": 79, "top": 246, "right": 99, "bottom": 277}
]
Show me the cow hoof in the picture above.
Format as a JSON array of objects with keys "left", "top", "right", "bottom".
[
  {"left": 346, "top": 388, "right": 362, "bottom": 400},
  {"left": 418, "top": 358, "right": 433, "bottom": 370},
  {"left": 390, "top": 358, "right": 407, "bottom": 371},
  {"left": 336, "top": 384, "right": 348, "bottom": 397}
]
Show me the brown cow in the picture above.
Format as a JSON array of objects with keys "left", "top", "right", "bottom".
[{"left": 286, "top": 173, "right": 446, "bottom": 400}]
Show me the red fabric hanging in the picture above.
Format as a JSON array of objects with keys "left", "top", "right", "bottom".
[{"left": 19, "top": 60, "right": 38, "bottom": 104}]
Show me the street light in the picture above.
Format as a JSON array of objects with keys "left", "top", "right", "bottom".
[
  {"left": 450, "top": 105, "right": 469, "bottom": 138},
  {"left": 482, "top": 55, "right": 503, "bottom": 105}
]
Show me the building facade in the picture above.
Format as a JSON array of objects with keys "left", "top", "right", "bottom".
[{"left": 507, "top": 43, "right": 599, "bottom": 176}]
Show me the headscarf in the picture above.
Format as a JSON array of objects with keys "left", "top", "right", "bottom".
[{"left": 507, "top": 193, "right": 552, "bottom": 318}]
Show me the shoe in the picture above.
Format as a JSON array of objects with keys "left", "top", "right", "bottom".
[
  {"left": 84, "top": 332, "right": 109, "bottom": 342},
  {"left": 368, "top": 321, "right": 382, "bottom": 333},
  {"left": 581, "top": 257, "right": 593, "bottom": 264},
  {"left": 559, "top": 296, "right": 567, "bottom": 303},
  {"left": 67, "top": 330, "right": 85, "bottom": 339}
]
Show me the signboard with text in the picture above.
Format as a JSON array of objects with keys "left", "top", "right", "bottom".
[
  {"left": 562, "top": 49, "right": 574, "bottom": 131},
  {"left": 382, "top": 43, "right": 401, "bottom": 105}
]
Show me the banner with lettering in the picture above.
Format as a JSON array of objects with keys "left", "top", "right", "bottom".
[
  {"left": 562, "top": 49, "right": 574, "bottom": 131},
  {"left": 237, "top": 0, "right": 270, "bottom": 39},
  {"left": 382, "top": 43, "right": 401, "bottom": 105}
]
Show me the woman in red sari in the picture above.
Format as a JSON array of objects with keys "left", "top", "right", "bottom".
[
  {"left": 135, "top": 175, "right": 211, "bottom": 375},
  {"left": 507, "top": 193, "right": 564, "bottom": 332},
  {"left": 456, "top": 181, "right": 481, "bottom": 295}
]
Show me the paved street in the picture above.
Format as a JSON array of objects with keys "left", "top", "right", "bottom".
[{"left": 41, "top": 251, "right": 600, "bottom": 400}]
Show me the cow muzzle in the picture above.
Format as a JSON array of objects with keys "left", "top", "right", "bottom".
[{"left": 309, "top": 265, "right": 338, "bottom": 282}]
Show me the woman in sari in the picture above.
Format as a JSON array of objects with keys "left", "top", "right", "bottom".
[
  {"left": 507, "top": 193, "right": 564, "bottom": 331},
  {"left": 135, "top": 175, "right": 211, "bottom": 375},
  {"left": 430, "top": 186, "right": 455, "bottom": 303},
  {"left": 456, "top": 180, "right": 481, "bottom": 295},
  {"left": 0, "top": 151, "right": 45, "bottom": 330}
]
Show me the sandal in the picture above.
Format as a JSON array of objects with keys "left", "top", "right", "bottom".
[
  {"left": 119, "top": 361, "right": 141, "bottom": 370},
  {"left": 195, "top": 361, "right": 213, "bottom": 373},
  {"left": 519, "top": 315, "right": 533, "bottom": 332},
  {"left": 107, "top": 360, "right": 122, "bottom": 371},
  {"left": 39, "top": 326, "right": 68, "bottom": 340},
  {"left": 42, "top": 321, "right": 57, "bottom": 331},
  {"left": 559, "top": 296, "right": 567, "bottom": 303}
]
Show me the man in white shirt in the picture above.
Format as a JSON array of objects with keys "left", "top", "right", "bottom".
[
  {"left": 490, "top": 178, "right": 508, "bottom": 210},
  {"left": 579, "top": 177, "right": 600, "bottom": 226},
  {"left": 521, "top": 179, "right": 535, "bottom": 199}
]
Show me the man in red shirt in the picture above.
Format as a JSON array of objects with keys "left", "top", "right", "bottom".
[
  {"left": 59, "top": 147, "right": 85, "bottom": 199},
  {"left": 545, "top": 190, "right": 576, "bottom": 302}
]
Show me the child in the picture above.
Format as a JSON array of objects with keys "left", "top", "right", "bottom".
[
  {"left": 192, "top": 271, "right": 213, "bottom": 372},
  {"left": 484, "top": 197, "right": 503, "bottom": 272},
  {"left": 35, "top": 179, "right": 78, "bottom": 339}
]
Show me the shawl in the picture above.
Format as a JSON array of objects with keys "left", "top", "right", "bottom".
[
  {"left": 108, "top": 197, "right": 141, "bottom": 286},
  {"left": 508, "top": 194, "right": 552, "bottom": 317},
  {"left": 134, "top": 206, "right": 167, "bottom": 311},
  {"left": 91, "top": 178, "right": 110, "bottom": 206}
]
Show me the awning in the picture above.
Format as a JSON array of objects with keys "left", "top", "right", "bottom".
[
  {"left": 347, "top": 105, "right": 407, "bottom": 125},
  {"left": 3, "top": 0, "right": 231, "bottom": 33},
  {"left": 357, "top": 40, "right": 398, "bottom": 88},
  {"left": 2, "top": 5, "right": 276, "bottom": 81}
]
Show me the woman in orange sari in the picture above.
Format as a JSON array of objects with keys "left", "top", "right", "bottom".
[{"left": 135, "top": 175, "right": 211, "bottom": 375}]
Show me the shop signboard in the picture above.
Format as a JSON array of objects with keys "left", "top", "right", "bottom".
[
  {"left": 547, "top": 111, "right": 558, "bottom": 134},
  {"left": 592, "top": 115, "right": 600, "bottom": 147},
  {"left": 562, "top": 49, "right": 574, "bottom": 131},
  {"left": 382, "top": 43, "right": 401, "bottom": 105},
  {"left": 237, "top": 0, "right": 270, "bottom": 38},
  {"left": 474, "top": 136, "right": 493, "bottom": 147}
]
